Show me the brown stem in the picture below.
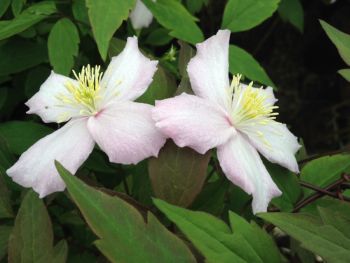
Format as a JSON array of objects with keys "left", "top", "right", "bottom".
[
  {"left": 299, "top": 180, "right": 350, "bottom": 201},
  {"left": 298, "top": 148, "right": 350, "bottom": 165}
]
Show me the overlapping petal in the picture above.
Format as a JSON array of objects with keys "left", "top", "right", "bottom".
[
  {"left": 87, "top": 101, "right": 166, "bottom": 165},
  {"left": 26, "top": 72, "right": 81, "bottom": 123},
  {"left": 243, "top": 121, "right": 301, "bottom": 173},
  {"left": 217, "top": 133, "right": 282, "bottom": 213},
  {"left": 100, "top": 37, "right": 158, "bottom": 104},
  {"left": 187, "top": 29, "right": 231, "bottom": 110},
  {"left": 6, "top": 119, "right": 95, "bottom": 197},
  {"left": 130, "top": 0, "right": 154, "bottom": 30},
  {"left": 152, "top": 93, "right": 235, "bottom": 154}
]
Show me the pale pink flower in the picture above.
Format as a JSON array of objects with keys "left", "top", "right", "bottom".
[
  {"left": 7, "top": 37, "right": 166, "bottom": 198},
  {"left": 152, "top": 30, "right": 300, "bottom": 213},
  {"left": 130, "top": 0, "right": 154, "bottom": 30}
]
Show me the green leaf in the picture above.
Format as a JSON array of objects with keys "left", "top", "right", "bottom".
[
  {"left": 0, "top": 0, "right": 11, "bottom": 18},
  {"left": 259, "top": 208, "right": 350, "bottom": 263},
  {"left": 320, "top": 20, "right": 350, "bottom": 66},
  {"left": 11, "top": 0, "right": 26, "bottom": 17},
  {"left": 222, "top": 0, "right": 280, "bottom": 32},
  {"left": 229, "top": 44, "right": 275, "bottom": 87},
  {"left": 143, "top": 0, "right": 204, "bottom": 44},
  {"left": 191, "top": 178, "right": 229, "bottom": 215},
  {"left": 178, "top": 40, "right": 195, "bottom": 77},
  {"left": 86, "top": 0, "right": 135, "bottom": 60},
  {"left": 278, "top": 0, "right": 304, "bottom": 32},
  {"left": 267, "top": 163, "right": 301, "bottom": 211},
  {"left": 338, "top": 68, "right": 350, "bottom": 82},
  {"left": 108, "top": 37, "right": 126, "bottom": 58},
  {"left": 148, "top": 141, "right": 210, "bottom": 207},
  {"left": 0, "top": 121, "right": 53, "bottom": 154},
  {"left": 48, "top": 18, "right": 80, "bottom": 75},
  {"left": 137, "top": 66, "right": 177, "bottom": 104},
  {"left": 154, "top": 199, "right": 281, "bottom": 263},
  {"left": 72, "top": 0, "right": 89, "bottom": 35},
  {"left": 0, "top": 39, "right": 48, "bottom": 76},
  {"left": 56, "top": 161, "right": 196, "bottom": 263},
  {"left": 25, "top": 66, "right": 51, "bottom": 98},
  {"left": 0, "top": 226, "right": 12, "bottom": 260},
  {"left": 145, "top": 28, "right": 173, "bottom": 46},
  {"left": 186, "top": 0, "right": 205, "bottom": 14},
  {"left": 0, "top": 1, "right": 56, "bottom": 41},
  {"left": 0, "top": 165, "right": 13, "bottom": 218},
  {"left": 300, "top": 154, "right": 350, "bottom": 197},
  {"left": 8, "top": 190, "right": 54, "bottom": 263},
  {"left": 52, "top": 240, "right": 68, "bottom": 263},
  {"left": 317, "top": 206, "right": 350, "bottom": 239}
]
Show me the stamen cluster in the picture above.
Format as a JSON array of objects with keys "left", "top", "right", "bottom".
[{"left": 56, "top": 65, "right": 103, "bottom": 116}]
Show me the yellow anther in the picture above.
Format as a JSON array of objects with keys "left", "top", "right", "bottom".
[
  {"left": 230, "top": 75, "right": 279, "bottom": 126},
  {"left": 56, "top": 64, "right": 103, "bottom": 115}
]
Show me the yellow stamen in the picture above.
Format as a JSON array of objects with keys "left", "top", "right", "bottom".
[
  {"left": 229, "top": 74, "right": 279, "bottom": 147},
  {"left": 56, "top": 64, "right": 103, "bottom": 115}
]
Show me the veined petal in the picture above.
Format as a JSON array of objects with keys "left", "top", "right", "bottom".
[
  {"left": 6, "top": 119, "right": 95, "bottom": 197},
  {"left": 152, "top": 93, "right": 235, "bottom": 154},
  {"left": 242, "top": 120, "right": 300, "bottom": 173},
  {"left": 217, "top": 133, "right": 282, "bottom": 213},
  {"left": 87, "top": 101, "right": 166, "bottom": 164},
  {"left": 130, "top": 0, "right": 154, "bottom": 30},
  {"left": 26, "top": 72, "right": 81, "bottom": 123},
  {"left": 100, "top": 37, "right": 158, "bottom": 104},
  {"left": 187, "top": 29, "right": 231, "bottom": 110}
]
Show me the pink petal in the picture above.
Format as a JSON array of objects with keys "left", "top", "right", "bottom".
[
  {"left": 152, "top": 93, "right": 235, "bottom": 154},
  {"left": 87, "top": 101, "right": 166, "bottom": 164},
  {"left": 26, "top": 71, "right": 81, "bottom": 123},
  {"left": 100, "top": 37, "right": 158, "bottom": 104},
  {"left": 187, "top": 29, "right": 231, "bottom": 110},
  {"left": 217, "top": 133, "right": 282, "bottom": 213},
  {"left": 6, "top": 119, "right": 95, "bottom": 197},
  {"left": 130, "top": 0, "right": 153, "bottom": 30},
  {"left": 243, "top": 121, "right": 300, "bottom": 173}
]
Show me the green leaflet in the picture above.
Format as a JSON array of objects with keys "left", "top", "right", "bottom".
[
  {"left": 142, "top": 0, "right": 204, "bottom": 44},
  {"left": 260, "top": 202, "right": 350, "bottom": 263},
  {"left": 0, "top": 1, "right": 56, "bottom": 40},
  {"left": 300, "top": 154, "right": 350, "bottom": 197},
  {"left": 229, "top": 44, "right": 275, "bottom": 87},
  {"left": 0, "top": 121, "right": 53, "bottom": 154},
  {"left": 56, "top": 161, "right": 196, "bottom": 263},
  {"left": 154, "top": 198, "right": 281, "bottom": 263},
  {"left": 320, "top": 20, "right": 350, "bottom": 66},
  {"left": 222, "top": 0, "right": 280, "bottom": 32},
  {"left": 8, "top": 191, "right": 54, "bottom": 262},
  {"left": 148, "top": 141, "right": 211, "bottom": 207},
  {"left": 48, "top": 18, "right": 80, "bottom": 75},
  {"left": 86, "top": 0, "right": 135, "bottom": 60}
]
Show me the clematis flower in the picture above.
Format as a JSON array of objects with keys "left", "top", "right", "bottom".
[
  {"left": 152, "top": 30, "right": 300, "bottom": 213},
  {"left": 130, "top": 0, "right": 154, "bottom": 30},
  {"left": 7, "top": 37, "right": 166, "bottom": 198}
]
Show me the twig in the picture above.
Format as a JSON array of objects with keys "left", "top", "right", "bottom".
[
  {"left": 299, "top": 180, "right": 350, "bottom": 201},
  {"left": 298, "top": 148, "right": 350, "bottom": 165}
]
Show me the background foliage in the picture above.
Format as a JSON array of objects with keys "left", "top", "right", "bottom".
[{"left": 1, "top": 0, "right": 350, "bottom": 262}]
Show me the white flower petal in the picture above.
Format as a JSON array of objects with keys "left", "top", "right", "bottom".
[
  {"left": 6, "top": 119, "right": 95, "bottom": 197},
  {"left": 26, "top": 71, "right": 81, "bottom": 123},
  {"left": 87, "top": 101, "right": 166, "bottom": 165},
  {"left": 130, "top": 0, "right": 154, "bottom": 30},
  {"left": 152, "top": 93, "right": 235, "bottom": 154},
  {"left": 243, "top": 120, "right": 300, "bottom": 173},
  {"left": 217, "top": 133, "right": 282, "bottom": 213},
  {"left": 187, "top": 29, "right": 231, "bottom": 110},
  {"left": 100, "top": 36, "right": 158, "bottom": 104}
]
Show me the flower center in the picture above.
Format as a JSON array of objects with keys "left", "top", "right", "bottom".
[
  {"left": 56, "top": 65, "right": 103, "bottom": 116},
  {"left": 229, "top": 74, "right": 279, "bottom": 127}
]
